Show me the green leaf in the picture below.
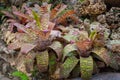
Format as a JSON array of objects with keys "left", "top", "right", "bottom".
[
  {"left": 12, "top": 71, "right": 29, "bottom": 80},
  {"left": 49, "top": 51, "right": 57, "bottom": 75},
  {"left": 89, "top": 30, "right": 97, "bottom": 41},
  {"left": 36, "top": 50, "right": 49, "bottom": 72},
  {"left": 80, "top": 56, "right": 93, "bottom": 80},
  {"left": 62, "top": 34, "right": 78, "bottom": 42},
  {"left": 32, "top": 10, "right": 42, "bottom": 30},
  {"left": 60, "top": 56, "right": 78, "bottom": 78},
  {"left": 92, "top": 47, "right": 110, "bottom": 65},
  {"left": 62, "top": 44, "right": 77, "bottom": 61}
]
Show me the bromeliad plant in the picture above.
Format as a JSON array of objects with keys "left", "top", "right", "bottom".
[
  {"left": 45, "top": 27, "right": 111, "bottom": 80},
  {"left": 1, "top": 2, "right": 81, "bottom": 79}
]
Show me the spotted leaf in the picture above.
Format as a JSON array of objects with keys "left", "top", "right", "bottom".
[
  {"left": 92, "top": 47, "right": 110, "bottom": 66},
  {"left": 60, "top": 56, "right": 78, "bottom": 78},
  {"left": 36, "top": 50, "right": 49, "bottom": 72},
  {"left": 80, "top": 56, "right": 93, "bottom": 80},
  {"left": 62, "top": 44, "right": 77, "bottom": 61}
]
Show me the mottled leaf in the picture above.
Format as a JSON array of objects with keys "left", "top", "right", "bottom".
[
  {"left": 7, "top": 41, "right": 22, "bottom": 50},
  {"left": 48, "top": 22, "right": 55, "bottom": 30},
  {"left": 13, "top": 23, "right": 29, "bottom": 33},
  {"left": 108, "top": 52, "right": 119, "bottom": 70},
  {"left": 92, "top": 47, "right": 110, "bottom": 65},
  {"left": 80, "top": 56, "right": 93, "bottom": 80},
  {"left": 13, "top": 11, "right": 32, "bottom": 20},
  {"left": 20, "top": 43, "right": 36, "bottom": 54},
  {"left": 62, "top": 34, "right": 78, "bottom": 42},
  {"left": 48, "top": 41, "right": 63, "bottom": 61},
  {"left": 60, "top": 56, "right": 78, "bottom": 78},
  {"left": 41, "top": 13, "right": 50, "bottom": 30},
  {"left": 36, "top": 50, "right": 49, "bottom": 72},
  {"left": 50, "top": 4, "right": 67, "bottom": 20},
  {"left": 49, "top": 50, "right": 57, "bottom": 75},
  {"left": 76, "top": 39, "right": 92, "bottom": 56},
  {"left": 15, "top": 53, "right": 28, "bottom": 74},
  {"left": 62, "top": 44, "right": 77, "bottom": 61},
  {"left": 24, "top": 51, "right": 37, "bottom": 73},
  {"left": 4, "top": 31, "right": 15, "bottom": 44},
  {"left": 56, "top": 10, "right": 75, "bottom": 25},
  {"left": 77, "top": 30, "right": 89, "bottom": 41}
]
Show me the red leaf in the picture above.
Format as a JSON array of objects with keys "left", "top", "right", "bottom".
[{"left": 76, "top": 39, "right": 92, "bottom": 57}]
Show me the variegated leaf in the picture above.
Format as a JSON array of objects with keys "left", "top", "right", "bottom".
[
  {"left": 24, "top": 51, "right": 37, "bottom": 73},
  {"left": 41, "top": 13, "right": 50, "bottom": 30},
  {"left": 108, "top": 52, "right": 119, "bottom": 70},
  {"left": 60, "top": 56, "right": 78, "bottom": 78},
  {"left": 20, "top": 43, "right": 36, "bottom": 54},
  {"left": 92, "top": 47, "right": 110, "bottom": 66},
  {"left": 62, "top": 44, "right": 77, "bottom": 61},
  {"left": 49, "top": 51, "right": 57, "bottom": 75},
  {"left": 80, "top": 56, "right": 93, "bottom": 80},
  {"left": 48, "top": 41, "right": 63, "bottom": 61},
  {"left": 62, "top": 34, "right": 78, "bottom": 42},
  {"left": 36, "top": 50, "right": 49, "bottom": 72}
]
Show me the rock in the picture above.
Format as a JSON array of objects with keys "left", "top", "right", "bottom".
[
  {"left": 75, "top": 0, "right": 106, "bottom": 16},
  {"left": 106, "top": 40, "right": 120, "bottom": 52},
  {"left": 0, "top": 74, "right": 11, "bottom": 80},
  {"left": 71, "top": 73, "right": 120, "bottom": 80},
  {"left": 104, "top": 0, "right": 120, "bottom": 7}
]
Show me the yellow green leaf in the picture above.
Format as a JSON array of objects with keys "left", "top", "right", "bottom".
[
  {"left": 80, "top": 56, "right": 93, "bottom": 80},
  {"left": 49, "top": 50, "right": 57, "bottom": 75},
  {"left": 36, "top": 50, "right": 49, "bottom": 72},
  {"left": 62, "top": 44, "right": 77, "bottom": 61},
  {"left": 92, "top": 47, "right": 110, "bottom": 65},
  {"left": 60, "top": 56, "right": 78, "bottom": 78},
  {"left": 32, "top": 10, "right": 42, "bottom": 30}
]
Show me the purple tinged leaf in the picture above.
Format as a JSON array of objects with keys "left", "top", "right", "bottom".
[
  {"left": 48, "top": 41, "right": 63, "bottom": 61},
  {"left": 41, "top": 13, "right": 50, "bottom": 30},
  {"left": 48, "top": 22, "right": 55, "bottom": 30},
  {"left": 20, "top": 44, "right": 36, "bottom": 54},
  {"left": 50, "top": 30, "right": 62, "bottom": 38},
  {"left": 13, "top": 11, "right": 32, "bottom": 20},
  {"left": 13, "top": 23, "right": 28, "bottom": 34},
  {"left": 1, "top": 11, "right": 15, "bottom": 19}
]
